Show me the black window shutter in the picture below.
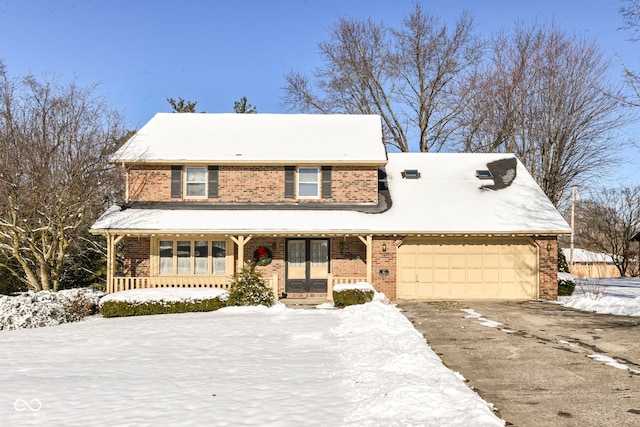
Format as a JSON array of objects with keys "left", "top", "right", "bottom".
[
  {"left": 208, "top": 166, "right": 219, "bottom": 198},
  {"left": 284, "top": 166, "right": 295, "bottom": 198},
  {"left": 321, "top": 166, "right": 332, "bottom": 198},
  {"left": 171, "top": 166, "right": 182, "bottom": 198}
]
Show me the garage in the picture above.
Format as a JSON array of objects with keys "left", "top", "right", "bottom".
[{"left": 397, "top": 237, "right": 538, "bottom": 299}]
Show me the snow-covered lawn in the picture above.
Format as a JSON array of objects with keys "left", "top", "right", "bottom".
[
  {"left": 0, "top": 300, "right": 502, "bottom": 427},
  {"left": 559, "top": 277, "right": 640, "bottom": 316}
]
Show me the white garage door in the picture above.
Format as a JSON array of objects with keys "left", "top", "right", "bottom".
[{"left": 398, "top": 237, "right": 538, "bottom": 299}]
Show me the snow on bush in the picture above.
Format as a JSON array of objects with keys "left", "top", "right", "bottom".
[
  {"left": 99, "top": 288, "right": 228, "bottom": 305},
  {"left": 99, "top": 288, "right": 229, "bottom": 318},
  {"left": 0, "top": 288, "right": 104, "bottom": 331},
  {"left": 333, "top": 282, "right": 376, "bottom": 292},
  {"left": 333, "top": 282, "right": 389, "bottom": 305}
]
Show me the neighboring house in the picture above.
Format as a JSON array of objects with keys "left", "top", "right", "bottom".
[
  {"left": 562, "top": 248, "right": 620, "bottom": 279},
  {"left": 91, "top": 113, "right": 571, "bottom": 300}
]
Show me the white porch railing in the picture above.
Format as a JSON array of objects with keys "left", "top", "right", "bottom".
[
  {"left": 327, "top": 275, "right": 368, "bottom": 302},
  {"left": 109, "top": 274, "right": 366, "bottom": 302},
  {"left": 109, "top": 274, "right": 279, "bottom": 298}
]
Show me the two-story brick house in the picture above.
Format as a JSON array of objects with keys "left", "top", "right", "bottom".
[{"left": 91, "top": 113, "right": 571, "bottom": 300}]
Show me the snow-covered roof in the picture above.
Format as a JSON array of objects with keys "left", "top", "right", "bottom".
[
  {"left": 111, "top": 113, "right": 387, "bottom": 164},
  {"left": 562, "top": 248, "right": 615, "bottom": 264},
  {"left": 92, "top": 153, "right": 571, "bottom": 235}
]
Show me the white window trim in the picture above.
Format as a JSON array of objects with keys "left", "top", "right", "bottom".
[
  {"left": 184, "top": 166, "right": 207, "bottom": 199},
  {"left": 297, "top": 166, "right": 320, "bottom": 199}
]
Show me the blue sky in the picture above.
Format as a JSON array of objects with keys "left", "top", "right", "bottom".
[{"left": 1, "top": 0, "right": 639, "bottom": 186}]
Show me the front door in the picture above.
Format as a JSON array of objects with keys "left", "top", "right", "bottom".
[{"left": 285, "top": 239, "right": 329, "bottom": 294}]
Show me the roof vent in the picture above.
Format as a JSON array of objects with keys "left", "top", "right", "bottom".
[
  {"left": 401, "top": 169, "right": 421, "bottom": 179},
  {"left": 476, "top": 170, "right": 493, "bottom": 180}
]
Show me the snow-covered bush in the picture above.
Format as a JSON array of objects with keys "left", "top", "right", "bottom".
[
  {"left": 227, "top": 264, "right": 275, "bottom": 307},
  {"left": 99, "top": 288, "right": 229, "bottom": 317},
  {"left": 0, "top": 288, "right": 104, "bottom": 331},
  {"left": 333, "top": 282, "right": 375, "bottom": 307},
  {"left": 558, "top": 272, "right": 575, "bottom": 296}
]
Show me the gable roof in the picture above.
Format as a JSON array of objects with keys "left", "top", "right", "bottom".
[
  {"left": 111, "top": 113, "right": 387, "bottom": 164},
  {"left": 92, "top": 152, "right": 571, "bottom": 236}
]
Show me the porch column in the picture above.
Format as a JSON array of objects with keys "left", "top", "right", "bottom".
[
  {"left": 229, "top": 235, "right": 253, "bottom": 273},
  {"left": 358, "top": 235, "right": 373, "bottom": 284},
  {"left": 106, "top": 234, "right": 124, "bottom": 293}
]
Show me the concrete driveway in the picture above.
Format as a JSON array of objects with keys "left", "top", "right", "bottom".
[{"left": 398, "top": 300, "right": 640, "bottom": 427}]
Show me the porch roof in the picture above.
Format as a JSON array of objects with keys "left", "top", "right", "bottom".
[{"left": 92, "top": 153, "right": 571, "bottom": 236}]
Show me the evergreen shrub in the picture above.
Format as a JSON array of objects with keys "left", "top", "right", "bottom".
[
  {"left": 227, "top": 263, "right": 275, "bottom": 307},
  {"left": 557, "top": 247, "right": 575, "bottom": 296},
  {"left": 99, "top": 297, "right": 226, "bottom": 318},
  {"left": 333, "top": 289, "right": 374, "bottom": 307}
]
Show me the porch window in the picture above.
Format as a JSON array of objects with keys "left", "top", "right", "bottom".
[
  {"left": 185, "top": 167, "right": 206, "bottom": 198},
  {"left": 177, "top": 241, "right": 191, "bottom": 274},
  {"left": 158, "top": 239, "right": 226, "bottom": 275},
  {"left": 298, "top": 167, "right": 319, "bottom": 198},
  {"left": 212, "top": 241, "right": 226, "bottom": 274},
  {"left": 159, "top": 241, "right": 173, "bottom": 275},
  {"left": 194, "top": 241, "right": 208, "bottom": 275}
]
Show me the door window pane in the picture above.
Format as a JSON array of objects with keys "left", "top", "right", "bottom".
[
  {"left": 177, "top": 241, "right": 191, "bottom": 274},
  {"left": 194, "top": 241, "right": 208, "bottom": 275},
  {"left": 310, "top": 240, "right": 329, "bottom": 267},
  {"left": 288, "top": 240, "right": 306, "bottom": 267},
  {"left": 212, "top": 241, "right": 226, "bottom": 275},
  {"left": 159, "top": 241, "right": 173, "bottom": 275}
]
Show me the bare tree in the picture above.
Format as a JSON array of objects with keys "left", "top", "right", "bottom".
[
  {"left": 620, "top": 0, "right": 640, "bottom": 106},
  {"left": 282, "top": 4, "right": 482, "bottom": 152},
  {"left": 460, "top": 23, "right": 627, "bottom": 206},
  {"left": 576, "top": 186, "right": 640, "bottom": 277},
  {"left": 0, "top": 61, "right": 125, "bottom": 291}
]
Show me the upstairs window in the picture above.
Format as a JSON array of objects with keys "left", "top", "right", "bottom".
[
  {"left": 185, "top": 167, "right": 206, "bottom": 198},
  {"left": 298, "top": 167, "right": 319, "bottom": 198}
]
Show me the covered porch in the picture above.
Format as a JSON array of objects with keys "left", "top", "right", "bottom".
[{"left": 103, "top": 232, "right": 376, "bottom": 300}]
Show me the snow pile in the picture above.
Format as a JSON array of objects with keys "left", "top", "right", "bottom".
[
  {"left": 0, "top": 288, "right": 104, "bottom": 331},
  {"left": 559, "top": 278, "right": 640, "bottom": 317},
  {"left": 560, "top": 294, "right": 640, "bottom": 316},
  {"left": 0, "top": 300, "right": 503, "bottom": 426},
  {"left": 336, "top": 302, "right": 503, "bottom": 426},
  {"left": 99, "top": 288, "right": 229, "bottom": 305},
  {"left": 333, "top": 282, "right": 375, "bottom": 292}
]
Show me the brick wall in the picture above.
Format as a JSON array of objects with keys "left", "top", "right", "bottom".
[
  {"left": 128, "top": 166, "right": 172, "bottom": 202},
  {"left": 123, "top": 237, "right": 150, "bottom": 277},
  {"left": 127, "top": 165, "right": 378, "bottom": 204},
  {"left": 535, "top": 237, "right": 558, "bottom": 300},
  {"left": 371, "top": 237, "right": 398, "bottom": 300},
  {"left": 330, "top": 237, "right": 367, "bottom": 278},
  {"left": 244, "top": 237, "right": 286, "bottom": 296}
]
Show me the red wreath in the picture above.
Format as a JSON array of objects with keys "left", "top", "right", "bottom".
[{"left": 253, "top": 246, "right": 273, "bottom": 266}]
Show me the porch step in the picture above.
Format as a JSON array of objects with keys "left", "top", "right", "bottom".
[{"left": 280, "top": 298, "right": 332, "bottom": 309}]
